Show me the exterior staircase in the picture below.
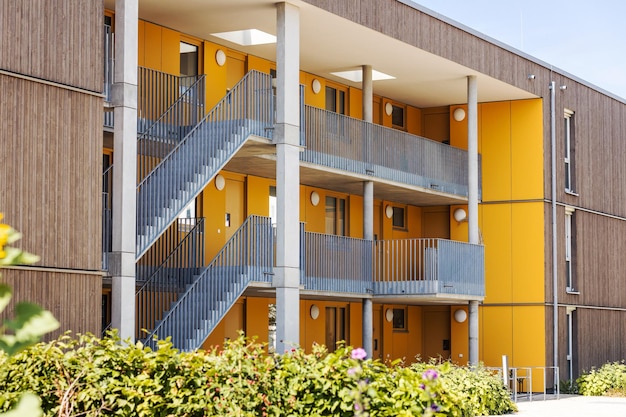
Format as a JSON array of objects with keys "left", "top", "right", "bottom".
[
  {"left": 135, "top": 70, "right": 274, "bottom": 259},
  {"left": 142, "top": 215, "right": 274, "bottom": 351}
]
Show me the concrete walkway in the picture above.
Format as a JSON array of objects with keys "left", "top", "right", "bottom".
[{"left": 492, "top": 395, "right": 626, "bottom": 417}]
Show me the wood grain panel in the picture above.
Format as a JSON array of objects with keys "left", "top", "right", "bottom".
[
  {"left": 0, "top": 0, "right": 103, "bottom": 92},
  {"left": 0, "top": 74, "right": 102, "bottom": 271},
  {"left": 0, "top": 269, "right": 102, "bottom": 338},
  {"left": 575, "top": 308, "right": 626, "bottom": 375}
]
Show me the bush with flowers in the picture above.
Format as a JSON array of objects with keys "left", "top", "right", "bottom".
[{"left": 0, "top": 330, "right": 517, "bottom": 417}]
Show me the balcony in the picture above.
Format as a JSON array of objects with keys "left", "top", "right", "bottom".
[
  {"left": 300, "top": 231, "right": 484, "bottom": 299},
  {"left": 301, "top": 106, "right": 479, "bottom": 199}
]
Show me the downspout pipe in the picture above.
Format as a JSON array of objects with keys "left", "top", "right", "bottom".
[{"left": 550, "top": 81, "right": 559, "bottom": 376}]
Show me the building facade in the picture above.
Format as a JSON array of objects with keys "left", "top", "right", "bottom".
[{"left": 4, "top": 0, "right": 626, "bottom": 389}]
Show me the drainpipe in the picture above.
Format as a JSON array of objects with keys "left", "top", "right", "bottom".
[{"left": 550, "top": 81, "right": 559, "bottom": 375}]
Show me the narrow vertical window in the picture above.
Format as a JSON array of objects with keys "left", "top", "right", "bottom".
[
  {"left": 565, "top": 206, "right": 577, "bottom": 292},
  {"left": 564, "top": 109, "right": 575, "bottom": 192},
  {"left": 325, "top": 196, "right": 346, "bottom": 236},
  {"left": 566, "top": 308, "right": 577, "bottom": 381}
]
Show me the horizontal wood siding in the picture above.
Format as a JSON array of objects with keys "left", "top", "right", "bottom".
[
  {"left": 0, "top": 269, "right": 102, "bottom": 338},
  {"left": 0, "top": 0, "right": 103, "bottom": 92},
  {"left": 0, "top": 74, "right": 102, "bottom": 271}
]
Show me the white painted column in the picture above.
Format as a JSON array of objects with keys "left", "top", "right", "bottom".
[
  {"left": 467, "top": 75, "right": 479, "bottom": 365},
  {"left": 361, "top": 65, "right": 374, "bottom": 356},
  {"left": 274, "top": 2, "right": 301, "bottom": 354},
  {"left": 111, "top": 0, "right": 138, "bottom": 341}
]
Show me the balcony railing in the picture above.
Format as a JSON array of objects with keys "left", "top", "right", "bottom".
[
  {"left": 302, "top": 106, "right": 479, "bottom": 197},
  {"left": 300, "top": 232, "right": 484, "bottom": 297}
]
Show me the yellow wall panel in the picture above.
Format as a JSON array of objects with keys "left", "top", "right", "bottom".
[
  {"left": 480, "top": 306, "right": 513, "bottom": 366},
  {"left": 247, "top": 55, "right": 273, "bottom": 74},
  {"left": 201, "top": 299, "right": 244, "bottom": 350},
  {"left": 349, "top": 302, "right": 363, "bottom": 348},
  {"left": 203, "top": 41, "right": 228, "bottom": 109},
  {"left": 349, "top": 87, "right": 363, "bottom": 120},
  {"left": 303, "top": 186, "right": 325, "bottom": 233},
  {"left": 450, "top": 306, "right": 469, "bottom": 365},
  {"left": 407, "top": 305, "right": 422, "bottom": 362},
  {"left": 482, "top": 204, "right": 512, "bottom": 303},
  {"left": 143, "top": 22, "right": 162, "bottom": 71},
  {"left": 349, "top": 195, "right": 364, "bottom": 238},
  {"left": 137, "top": 20, "right": 145, "bottom": 67},
  {"left": 450, "top": 204, "right": 468, "bottom": 243},
  {"left": 161, "top": 27, "right": 180, "bottom": 75},
  {"left": 303, "top": 73, "right": 325, "bottom": 108},
  {"left": 247, "top": 176, "right": 273, "bottom": 216},
  {"left": 511, "top": 202, "right": 545, "bottom": 303},
  {"left": 449, "top": 105, "right": 467, "bottom": 150},
  {"left": 246, "top": 297, "right": 271, "bottom": 345},
  {"left": 511, "top": 99, "right": 544, "bottom": 200},
  {"left": 480, "top": 101, "right": 512, "bottom": 201},
  {"left": 406, "top": 205, "right": 422, "bottom": 238},
  {"left": 406, "top": 106, "right": 422, "bottom": 136},
  {"left": 512, "top": 306, "right": 546, "bottom": 367},
  {"left": 200, "top": 172, "right": 227, "bottom": 261}
]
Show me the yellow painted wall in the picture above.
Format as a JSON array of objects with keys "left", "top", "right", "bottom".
[
  {"left": 303, "top": 73, "right": 325, "bottom": 108},
  {"left": 245, "top": 297, "right": 271, "bottom": 346},
  {"left": 349, "top": 195, "right": 364, "bottom": 238},
  {"left": 511, "top": 203, "right": 545, "bottom": 303},
  {"left": 450, "top": 306, "right": 469, "bottom": 365},
  {"left": 203, "top": 41, "right": 228, "bottom": 109},
  {"left": 349, "top": 88, "right": 363, "bottom": 120},
  {"left": 247, "top": 176, "right": 274, "bottom": 216},
  {"left": 406, "top": 106, "right": 422, "bottom": 136},
  {"left": 510, "top": 99, "right": 543, "bottom": 200}
]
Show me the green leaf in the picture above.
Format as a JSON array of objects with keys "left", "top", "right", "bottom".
[{"left": 0, "top": 393, "right": 43, "bottom": 417}]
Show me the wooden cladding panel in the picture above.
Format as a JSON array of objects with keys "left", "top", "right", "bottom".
[
  {"left": 0, "top": 269, "right": 102, "bottom": 338},
  {"left": 0, "top": 74, "right": 102, "bottom": 271},
  {"left": 575, "top": 308, "right": 626, "bottom": 375},
  {"left": 0, "top": 0, "right": 103, "bottom": 92}
]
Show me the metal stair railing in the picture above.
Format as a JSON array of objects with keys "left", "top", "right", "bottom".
[
  {"left": 137, "top": 73, "right": 206, "bottom": 183},
  {"left": 135, "top": 217, "right": 205, "bottom": 341},
  {"left": 143, "top": 215, "right": 274, "bottom": 351},
  {"left": 135, "top": 70, "right": 274, "bottom": 260}
]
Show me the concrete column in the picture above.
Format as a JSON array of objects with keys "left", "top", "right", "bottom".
[
  {"left": 362, "top": 65, "right": 373, "bottom": 123},
  {"left": 110, "top": 0, "right": 138, "bottom": 342},
  {"left": 467, "top": 75, "right": 479, "bottom": 365},
  {"left": 274, "top": 2, "right": 300, "bottom": 353},
  {"left": 361, "top": 65, "right": 374, "bottom": 356},
  {"left": 467, "top": 75, "right": 479, "bottom": 245},
  {"left": 469, "top": 300, "right": 479, "bottom": 365}
]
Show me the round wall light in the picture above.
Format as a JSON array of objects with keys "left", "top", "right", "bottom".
[
  {"left": 312, "top": 79, "right": 321, "bottom": 94},
  {"left": 385, "top": 102, "right": 393, "bottom": 116},
  {"left": 310, "top": 304, "right": 320, "bottom": 320},
  {"left": 310, "top": 191, "right": 320, "bottom": 206},
  {"left": 453, "top": 208, "right": 467, "bottom": 223},
  {"left": 453, "top": 107, "right": 466, "bottom": 122},
  {"left": 215, "top": 174, "right": 226, "bottom": 191},
  {"left": 385, "top": 205, "right": 394, "bottom": 219},
  {"left": 454, "top": 309, "right": 468, "bottom": 323},
  {"left": 215, "top": 49, "right": 226, "bottom": 67},
  {"left": 385, "top": 308, "right": 394, "bottom": 322}
]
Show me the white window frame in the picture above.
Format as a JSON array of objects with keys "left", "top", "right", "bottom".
[
  {"left": 564, "top": 109, "right": 575, "bottom": 192},
  {"left": 566, "top": 307, "right": 576, "bottom": 382},
  {"left": 565, "top": 206, "right": 577, "bottom": 293}
]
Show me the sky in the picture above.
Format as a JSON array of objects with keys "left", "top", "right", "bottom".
[{"left": 412, "top": 0, "right": 626, "bottom": 100}]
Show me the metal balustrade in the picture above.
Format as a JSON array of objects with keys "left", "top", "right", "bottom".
[
  {"left": 301, "top": 233, "right": 484, "bottom": 297},
  {"left": 143, "top": 215, "right": 274, "bottom": 351},
  {"left": 301, "top": 232, "right": 373, "bottom": 294},
  {"left": 135, "top": 217, "right": 205, "bottom": 341},
  {"left": 137, "top": 72, "right": 206, "bottom": 182},
  {"left": 302, "top": 106, "right": 479, "bottom": 197},
  {"left": 101, "top": 164, "right": 113, "bottom": 271},
  {"left": 136, "top": 70, "right": 274, "bottom": 260}
]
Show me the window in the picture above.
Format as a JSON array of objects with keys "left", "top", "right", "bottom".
[
  {"left": 391, "top": 104, "right": 405, "bottom": 129},
  {"left": 179, "top": 42, "right": 199, "bottom": 77},
  {"left": 392, "top": 206, "right": 406, "bottom": 229},
  {"left": 269, "top": 186, "right": 277, "bottom": 227},
  {"left": 325, "top": 196, "right": 346, "bottom": 236},
  {"left": 325, "top": 306, "right": 348, "bottom": 352},
  {"left": 565, "top": 206, "right": 577, "bottom": 292},
  {"left": 325, "top": 85, "right": 346, "bottom": 115},
  {"left": 566, "top": 307, "right": 577, "bottom": 381},
  {"left": 392, "top": 308, "right": 406, "bottom": 330},
  {"left": 564, "top": 109, "right": 575, "bottom": 192}
]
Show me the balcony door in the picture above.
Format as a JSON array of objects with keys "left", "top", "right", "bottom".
[
  {"left": 325, "top": 306, "right": 348, "bottom": 352},
  {"left": 422, "top": 306, "right": 451, "bottom": 360}
]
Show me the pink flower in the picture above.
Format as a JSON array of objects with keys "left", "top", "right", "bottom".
[
  {"left": 422, "top": 369, "right": 439, "bottom": 381},
  {"left": 351, "top": 348, "right": 367, "bottom": 360}
]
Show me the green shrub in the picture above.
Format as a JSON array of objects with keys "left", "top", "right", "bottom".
[
  {"left": 0, "top": 333, "right": 518, "bottom": 416},
  {"left": 410, "top": 362, "right": 517, "bottom": 416},
  {"left": 577, "top": 361, "right": 626, "bottom": 397}
]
